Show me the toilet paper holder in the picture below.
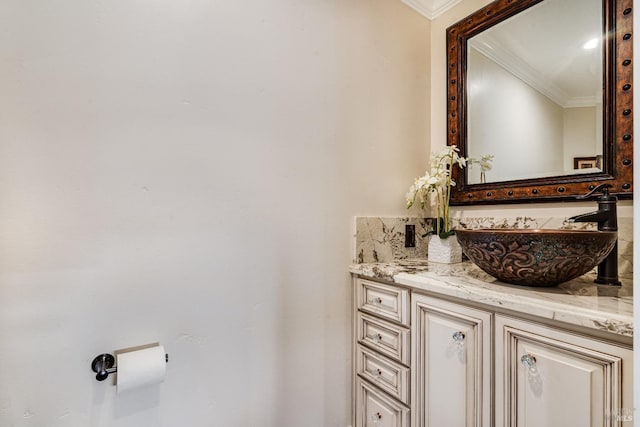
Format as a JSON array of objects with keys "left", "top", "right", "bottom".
[{"left": 91, "top": 352, "right": 169, "bottom": 382}]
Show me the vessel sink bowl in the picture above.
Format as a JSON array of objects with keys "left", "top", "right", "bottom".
[{"left": 455, "top": 229, "right": 617, "bottom": 287}]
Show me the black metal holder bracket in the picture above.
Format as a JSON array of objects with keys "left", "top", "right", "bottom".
[{"left": 91, "top": 353, "right": 117, "bottom": 381}]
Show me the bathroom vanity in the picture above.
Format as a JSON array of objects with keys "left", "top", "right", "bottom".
[{"left": 350, "top": 261, "right": 633, "bottom": 427}]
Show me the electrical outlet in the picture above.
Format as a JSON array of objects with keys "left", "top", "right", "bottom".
[{"left": 405, "top": 224, "right": 416, "bottom": 247}]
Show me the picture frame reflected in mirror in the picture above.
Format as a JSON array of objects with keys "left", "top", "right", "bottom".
[{"left": 573, "top": 156, "right": 603, "bottom": 170}]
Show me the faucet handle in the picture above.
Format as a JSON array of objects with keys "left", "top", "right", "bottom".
[{"left": 577, "top": 183, "right": 614, "bottom": 200}]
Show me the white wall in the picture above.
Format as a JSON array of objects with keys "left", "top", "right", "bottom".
[
  {"left": 467, "top": 48, "right": 564, "bottom": 182},
  {"left": 0, "top": 1, "right": 430, "bottom": 426},
  {"left": 562, "top": 106, "right": 599, "bottom": 174}
]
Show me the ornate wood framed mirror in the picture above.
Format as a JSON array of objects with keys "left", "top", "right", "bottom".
[{"left": 447, "top": 0, "right": 633, "bottom": 205}]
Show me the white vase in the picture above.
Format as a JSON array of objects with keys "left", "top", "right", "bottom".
[{"left": 428, "top": 234, "right": 463, "bottom": 264}]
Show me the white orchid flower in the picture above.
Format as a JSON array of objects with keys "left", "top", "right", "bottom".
[{"left": 406, "top": 145, "right": 482, "bottom": 237}]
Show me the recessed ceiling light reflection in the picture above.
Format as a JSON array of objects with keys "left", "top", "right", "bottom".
[{"left": 583, "top": 38, "right": 599, "bottom": 50}]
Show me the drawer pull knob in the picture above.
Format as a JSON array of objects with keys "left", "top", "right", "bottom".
[
  {"left": 375, "top": 333, "right": 383, "bottom": 342},
  {"left": 376, "top": 369, "right": 382, "bottom": 376},
  {"left": 369, "top": 297, "right": 383, "bottom": 305},
  {"left": 452, "top": 331, "right": 465, "bottom": 344},
  {"left": 520, "top": 354, "right": 537, "bottom": 370},
  {"left": 371, "top": 412, "right": 383, "bottom": 422}
]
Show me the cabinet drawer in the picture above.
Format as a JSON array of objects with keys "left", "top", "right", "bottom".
[
  {"left": 357, "top": 311, "right": 410, "bottom": 365},
  {"left": 356, "top": 377, "right": 410, "bottom": 427},
  {"left": 357, "top": 279, "right": 409, "bottom": 326},
  {"left": 357, "top": 344, "right": 410, "bottom": 405}
]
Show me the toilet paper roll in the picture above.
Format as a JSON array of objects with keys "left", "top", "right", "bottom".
[{"left": 116, "top": 344, "right": 166, "bottom": 394}]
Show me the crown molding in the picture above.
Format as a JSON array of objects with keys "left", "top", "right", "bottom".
[
  {"left": 470, "top": 37, "right": 598, "bottom": 108},
  {"left": 402, "top": 0, "right": 462, "bottom": 20}
]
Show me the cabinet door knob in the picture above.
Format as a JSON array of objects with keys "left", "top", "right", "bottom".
[
  {"left": 452, "top": 331, "right": 465, "bottom": 344},
  {"left": 520, "top": 354, "right": 537, "bottom": 370}
]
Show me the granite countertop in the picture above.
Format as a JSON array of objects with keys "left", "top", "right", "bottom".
[{"left": 350, "top": 260, "right": 633, "bottom": 338}]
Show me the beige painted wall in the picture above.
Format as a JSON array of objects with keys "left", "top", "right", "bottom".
[{"left": 0, "top": 1, "right": 429, "bottom": 426}]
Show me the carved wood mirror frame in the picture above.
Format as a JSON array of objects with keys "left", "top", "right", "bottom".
[{"left": 447, "top": 0, "right": 633, "bottom": 205}]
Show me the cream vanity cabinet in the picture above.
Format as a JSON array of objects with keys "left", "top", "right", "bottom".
[{"left": 353, "top": 276, "right": 633, "bottom": 427}]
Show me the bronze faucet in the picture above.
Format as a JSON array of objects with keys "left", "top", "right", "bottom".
[{"left": 567, "top": 184, "right": 620, "bottom": 285}]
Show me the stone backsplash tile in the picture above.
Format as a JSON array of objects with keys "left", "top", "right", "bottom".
[{"left": 354, "top": 217, "right": 433, "bottom": 263}]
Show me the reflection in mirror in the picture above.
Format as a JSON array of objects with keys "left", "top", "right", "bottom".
[
  {"left": 466, "top": 0, "right": 602, "bottom": 184},
  {"left": 447, "top": 0, "right": 633, "bottom": 204}
]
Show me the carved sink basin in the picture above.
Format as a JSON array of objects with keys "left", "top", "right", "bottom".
[{"left": 455, "top": 229, "right": 617, "bottom": 287}]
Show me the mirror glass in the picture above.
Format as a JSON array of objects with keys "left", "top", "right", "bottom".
[
  {"left": 466, "top": 0, "right": 602, "bottom": 184},
  {"left": 446, "top": 0, "right": 633, "bottom": 205}
]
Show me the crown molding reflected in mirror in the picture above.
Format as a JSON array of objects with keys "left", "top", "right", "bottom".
[{"left": 447, "top": 0, "right": 633, "bottom": 205}]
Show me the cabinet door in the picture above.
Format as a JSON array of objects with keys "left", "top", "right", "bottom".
[
  {"left": 412, "top": 294, "right": 492, "bottom": 427},
  {"left": 495, "top": 315, "right": 633, "bottom": 427},
  {"left": 356, "top": 378, "right": 410, "bottom": 427}
]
